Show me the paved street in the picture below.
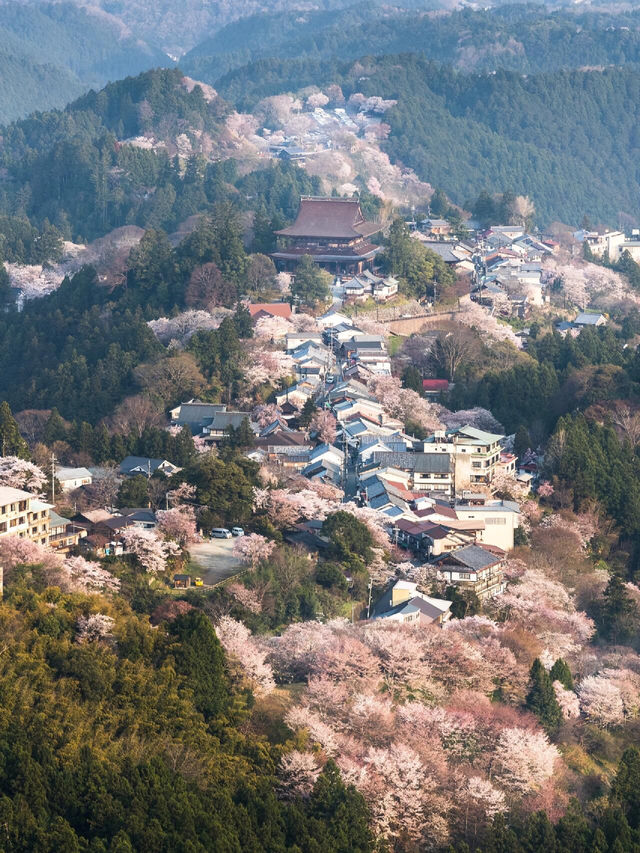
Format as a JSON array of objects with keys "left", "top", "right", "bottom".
[{"left": 190, "top": 539, "right": 244, "bottom": 586}]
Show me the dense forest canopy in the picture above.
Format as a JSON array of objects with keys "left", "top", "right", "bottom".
[
  {"left": 218, "top": 54, "right": 640, "bottom": 225},
  {"left": 183, "top": 3, "right": 640, "bottom": 85},
  {"left": 0, "top": 2, "right": 168, "bottom": 122}
]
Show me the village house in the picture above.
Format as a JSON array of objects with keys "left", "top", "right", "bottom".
[
  {"left": 370, "top": 579, "right": 452, "bottom": 625},
  {"left": 271, "top": 197, "right": 382, "bottom": 275},
  {"left": 0, "top": 487, "right": 52, "bottom": 546},
  {"left": 454, "top": 493, "right": 521, "bottom": 551},
  {"left": 247, "top": 302, "right": 293, "bottom": 322},
  {"left": 119, "top": 456, "right": 182, "bottom": 478},
  {"left": 48, "top": 510, "right": 87, "bottom": 552},
  {"left": 170, "top": 402, "right": 255, "bottom": 445},
  {"left": 371, "top": 451, "right": 455, "bottom": 497},
  {"left": 56, "top": 466, "right": 93, "bottom": 492},
  {"left": 431, "top": 543, "right": 506, "bottom": 600}
]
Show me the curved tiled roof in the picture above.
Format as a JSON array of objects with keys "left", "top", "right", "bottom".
[{"left": 276, "top": 197, "right": 380, "bottom": 239}]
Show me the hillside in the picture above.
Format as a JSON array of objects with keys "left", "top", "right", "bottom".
[
  {"left": 183, "top": 4, "right": 640, "bottom": 84},
  {"left": 0, "top": 2, "right": 169, "bottom": 122},
  {"left": 216, "top": 55, "right": 640, "bottom": 226}
]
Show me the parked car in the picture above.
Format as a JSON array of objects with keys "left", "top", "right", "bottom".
[
  {"left": 194, "top": 577, "right": 204, "bottom": 587},
  {"left": 231, "top": 527, "right": 244, "bottom": 537},
  {"left": 211, "top": 528, "right": 232, "bottom": 539}
]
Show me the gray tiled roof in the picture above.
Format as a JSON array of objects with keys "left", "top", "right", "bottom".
[
  {"left": 432, "top": 544, "right": 500, "bottom": 571},
  {"left": 373, "top": 451, "right": 452, "bottom": 473}
]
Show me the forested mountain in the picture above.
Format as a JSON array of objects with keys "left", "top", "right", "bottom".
[
  {"left": 218, "top": 55, "right": 640, "bottom": 226},
  {"left": 183, "top": 4, "right": 640, "bottom": 85},
  {"left": 0, "top": 2, "right": 168, "bottom": 122}
]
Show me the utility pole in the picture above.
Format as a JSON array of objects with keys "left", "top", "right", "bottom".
[
  {"left": 366, "top": 580, "right": 373, "bottom": 619},
  {"left": 51, "top": 452, "right": 56, "bottom": 504}
]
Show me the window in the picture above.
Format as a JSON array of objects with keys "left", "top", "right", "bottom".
[
  {"left": 0, "top": 522, "right": 6, "bottom": 533},
  {"left": 485, "top": 517, "right": 506, "bottom": 525},
  {"left": 10, "top": 519, "right": 17, "bottom": 528}
]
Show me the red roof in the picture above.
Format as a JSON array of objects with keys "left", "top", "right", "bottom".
[
  {"left": 248, "top": 302, "right": 292, "bottom": 320},
  {"left": 422, "top": 379, "right": 449, "bottom": 391}
]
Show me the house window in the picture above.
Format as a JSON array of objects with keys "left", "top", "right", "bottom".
[
  {"left": 10, "top": 519, "right": 17, "bottom": 528},
  {"left": 0, "top": 522, "right": 6, "bottom": 533},
  {"left": 485, "top": 517, "right": 506, "bottom": 525}
]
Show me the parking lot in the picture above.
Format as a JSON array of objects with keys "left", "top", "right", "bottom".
[{"left": 189, "top": 538, "right": 244, "bottom": 586}]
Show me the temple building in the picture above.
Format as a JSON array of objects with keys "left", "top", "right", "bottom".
[{"left": 271, "top": 197, "right": 381, "bottom": 275}]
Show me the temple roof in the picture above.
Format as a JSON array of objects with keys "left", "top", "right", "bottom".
[{"left": 276, "top": 197, "right": 381, "bottom": 240}]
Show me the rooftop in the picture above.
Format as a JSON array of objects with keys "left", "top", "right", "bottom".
[{"left": 276, "top": 197, "right": 381, "bottom": 240}]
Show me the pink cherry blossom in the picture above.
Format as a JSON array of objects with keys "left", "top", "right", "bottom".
[
  {"left": 75, "top": 613, "right": 115, "bottom": 643},
  {"left": 121, "top": 527, "right": 181, "bottom": 573},
  {"left": 493, "top": 727, "right": 559, "bottom": 794},
  {"left": 156, "top": 506, "right": 199, "bottom": 546},
  {"left": 0, "top": 457, "right": 47, "bottom": 493},
  {"left": 278, "top": 751, "right": 321, "bottom": 800},
  {"left": 215, "top": 615, "right": 275, "bottom": 693},
  {"left": 233, "top": 533, "right": 275, "bottom": 566}
]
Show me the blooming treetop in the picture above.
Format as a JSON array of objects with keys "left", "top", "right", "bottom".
[
  {"left": 0, "top": 457, "right": 47, "bottom": 493},
  {"left": 121, "top": 527, "right": 181, "bottom": 573},
  {"left": 232, "top": 533, "right": 275, "bottom": 567},
  {"left": 156, "top": 506, "right": 200, "bottom": 547},
  {"left": 215, "top": 615, "right": 275, "bottom": 693}
]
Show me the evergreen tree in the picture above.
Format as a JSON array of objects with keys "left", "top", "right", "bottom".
[
  {"left": 173, "top": 425, "right": 196, "bottom": 466},
  {"left": 290, "top": 255, "right": 331, "bottom": 309},
  {"left": 0, "top": 400, "right": 29, "bottom": 458},
  {"left": 610, "top": 747, "right": 640, "bottom": 829},
  {"left": 514, "top": 425, "right": 532, "bottom": 460},
  {"left": 597, "top": 574, "right": 638, "bottom": 645},
  {"left": 117, "top": 475, "right": 149, "bottom": 509},
  {"left": 526, "top": 658, "right": 563, "bottom": 736},
  {"left": 550, "top": 658, "right": 574, "bottom": 691},
  {"left": 298, "top": 398, "right": 317, "bottom": 428},
  {"left": 402, "top": 365, "right": 423, "bottom": 394},
  {"left": 166, "top": 610, "right": 229, "bottom": 721}
]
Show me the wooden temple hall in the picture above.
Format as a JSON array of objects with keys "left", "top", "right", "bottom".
[{"left": 271, "top": 197, "right": 382, "bottom": 275}]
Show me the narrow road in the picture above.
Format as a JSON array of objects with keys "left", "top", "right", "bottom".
[{"left": 190, "top": 540, "right": 244, "bottom": 586}]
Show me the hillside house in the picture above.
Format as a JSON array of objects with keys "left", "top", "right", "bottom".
[
  {"left": 56, "top": 466, "right": 93, "bottom": 492},
  {"left": 431, "top": 544, "right": 506, "bottom": 600},
  {"left": 370, "top": 579, "right": 452, "bottom": 625}
]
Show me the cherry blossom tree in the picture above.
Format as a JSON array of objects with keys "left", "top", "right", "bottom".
[
  {"left": 553, "top": 681, "right": 581, "bottom": 720},
  {"left": 0, "top": 535, "right": 63, "bottom": 577},
  {"left": 121, "top": 527, "right": 181, "bottom": 573},
  {"left": 148, "top": 310, "right": 228, "bottom": 346},
  {"left": 492, "top": 727, "right": 559, "bottom": 794},
  {"left": 233, "top": 532, "right": 275, "bottom": 566},
  {"left": 367, "top": 375, "right": 444, "bottom": 432},
  {"left": 62, "top": 556, "right": 120, "bottom": 594},
  {"left": 156, "top": 506, "right": 199, "bottom": 547},
  {"left": 537, "top": 481, "right": 555, "bottom": 498},
  {"left": 252, "top": 403, "right": 281, "bottom": 429},
  {"left": 167, "top": 482, "right": 196, "bottom": 506},
  {"left": 310, "top": 409, "right": 337, "bottom": 444},
  {"left": 278, "top": 751, "right": 321, "bottom": 800},
  {"left": 75, "top": 613, "right": 115, "bottom": 643},
  {"left": 215, "top": 615, "right": 275, "bottom": 693},
  {"left": 465, "top": 776, "right": 506, "bottom": 831},
  {"left": 244, "top": 347, "right": 295, "bottom": 389},
  {"left": 578, "top": 674, "right": 625, "bottom": 727},
  {"left": 0, "top": 456, "right": 47, "bottom": 492},
  {"left": 226, "top": 582, "right": 262, "bottom": 613}
]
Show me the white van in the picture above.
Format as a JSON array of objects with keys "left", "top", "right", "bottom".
[{"left": 211, "top": 528, "right": 232, "bottom": 539}]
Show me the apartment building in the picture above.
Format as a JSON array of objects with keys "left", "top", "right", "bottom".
[{"left": 0, "top": 487, "right": 52, "bottom": 545}]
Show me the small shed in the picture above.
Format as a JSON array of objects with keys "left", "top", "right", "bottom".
[{"left": 173, "top": 574, "right": 192, "bottom": 589}]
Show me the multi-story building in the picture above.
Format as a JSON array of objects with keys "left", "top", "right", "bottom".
[
  {"left": 372, "top": 451, "right": 455, "bottom": 496},
  {"left": 271, "top": 197, "right": 382, "bottom": 275},
  {"left": 424, "top": 425, "right": 504, "bottom": 488},
  {"left": 0, "top": 487, "right": 52, "bottom": 546}
]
